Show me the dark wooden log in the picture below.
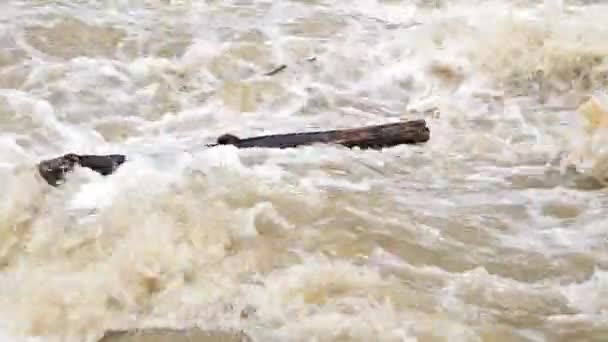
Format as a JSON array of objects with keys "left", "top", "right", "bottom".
[
  {"left": 37, "top": 119, "right": 429, "bottom": 186},
  {"left": 213, "top": 119, "right": 430, "bottom": 149},
  {"left": 38, "top": 153, "right": 126, "bottom": 186}
]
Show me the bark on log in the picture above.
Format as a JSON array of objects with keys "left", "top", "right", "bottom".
[{"left": 37, "top": 119, "right": 429, "bottom": 186}]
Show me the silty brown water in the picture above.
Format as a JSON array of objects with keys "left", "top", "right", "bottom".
[{"left": 0, "top": 0, "right": 608, "bottom": 341}]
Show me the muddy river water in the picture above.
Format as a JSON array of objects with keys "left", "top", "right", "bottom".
[{"left": 0, "top": 0, "right": 608, "bottom": 341}]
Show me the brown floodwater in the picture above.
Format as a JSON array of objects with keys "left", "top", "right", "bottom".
[{"left": 0, "top": 0, "right": 608, "bottom": 341}]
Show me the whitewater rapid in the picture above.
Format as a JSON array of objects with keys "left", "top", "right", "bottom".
[{"left": 1, "top": 0, "right": 608, "bottom": 341}]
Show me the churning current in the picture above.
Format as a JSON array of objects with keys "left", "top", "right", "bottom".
[{"left": 1, "top": 0, "right": 608, "bottom": 341}]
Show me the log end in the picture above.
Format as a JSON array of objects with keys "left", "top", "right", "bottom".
[
  {"left": 335, "top": 119, "right": 430, "bottom": 149},
  {"left": 37, "top": 153, "right": 81, "bottom": 187},
  {"left": 217, "top": 134, "right": 241, "bottom": 145}
]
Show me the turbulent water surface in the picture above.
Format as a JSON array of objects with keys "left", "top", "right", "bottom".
[{"left": 1, "top": 0, "right": 608, "bottom": 341}]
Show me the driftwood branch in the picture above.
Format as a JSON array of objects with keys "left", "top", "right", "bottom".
[
  {"left": 263, "top": 56, "right": 316, "bottom": 76},
  {"left": 263, "top": 64, "right": 287, "bottom": 76},
  {"left": 37, "top": 119, "right": 430, "bottom": 186}
]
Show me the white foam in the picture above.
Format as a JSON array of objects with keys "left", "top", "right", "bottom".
[
  {"left": 559, "top": 269, "right": 608, "bottom": 315},
  {"left": 1, "top": 0, "right": 608, "bottom": 340}
]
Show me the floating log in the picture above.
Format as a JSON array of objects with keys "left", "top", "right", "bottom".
[
  {"left": 38, "top": 153, "right": 126, "bottom": 186},
  {"left": 37, "top": 119, "right": 430, "bottom": 186},
  {"left": 213, "top": 119, "right": 430, "bottom": 149}
]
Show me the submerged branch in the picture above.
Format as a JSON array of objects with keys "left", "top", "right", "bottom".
[
  {"left": 263, "top": 64, "right": 287, "bottom": 76},
  {"left": 262, "top": 56, "right": 316, "bottom": 76}
]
